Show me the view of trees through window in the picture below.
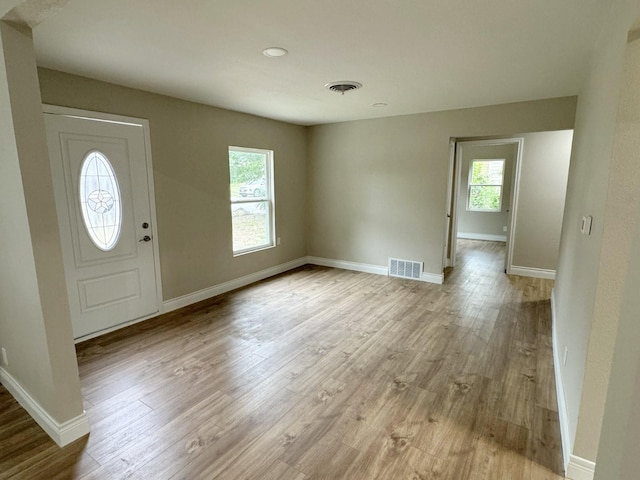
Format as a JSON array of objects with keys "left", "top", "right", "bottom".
[
  {"left": 468, "top": 159, "right": 504, "bottom": 211},
  {"left": 229, "top": 147, "right": 274, "bottom": 254}
]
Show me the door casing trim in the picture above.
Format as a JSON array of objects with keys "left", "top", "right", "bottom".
[{"left": 447, "top": 137, "right": 524, "bottom": 274}]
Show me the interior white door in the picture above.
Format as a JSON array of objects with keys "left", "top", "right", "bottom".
[{"left": 45, "top": 113, "right": 160, "bottom": 339}]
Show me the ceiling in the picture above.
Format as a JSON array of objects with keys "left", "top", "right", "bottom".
[{"left": 32, "top": 0, "right": 610, "bottom": 126}]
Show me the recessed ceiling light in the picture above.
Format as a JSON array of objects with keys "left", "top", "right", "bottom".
[
  {"left": 373, "top": 103, "right": 388, "bottom": 107},
  {"left": 263, "top": 47, "right": 288, "bottom": 57}
]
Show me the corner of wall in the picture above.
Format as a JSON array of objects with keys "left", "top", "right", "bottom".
[{"left": 0, "top": 366, "right": 89, "bottom": 446}]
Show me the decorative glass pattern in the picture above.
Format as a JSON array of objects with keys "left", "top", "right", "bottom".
[{"left": 79, "top": 151, "right": 122, "bottom": 251}]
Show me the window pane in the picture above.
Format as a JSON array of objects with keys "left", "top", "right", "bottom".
[
  {"left": 471, "top": 160, "right": 504, "bottom": 186},
  {"left": 231, "top": 201, "right": 269, "bottom": 252},
  {"left": 229, "top": 150, "right": 267, "bottom": 200},
  {"left": 229, "top": 146, "right": 274, "bottom": 255},
  {"left": 469, "top": 185, "right": 502, "bottom": 211}
]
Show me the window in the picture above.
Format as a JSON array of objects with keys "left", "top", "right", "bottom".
[
  {"left": 229, "top": 146, "right": 275, "bottom": 255},
  {"left": 79, "top": 151, "right": 122, "bottom": 250},
  {"left": 467, "top": 159, "right": 505, "bottom": 212}
]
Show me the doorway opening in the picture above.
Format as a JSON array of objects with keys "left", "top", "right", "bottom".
[
  {"left": 444, "top": 138, "right": 524, "bottom": 275},
  {"left": 443, "top": 131, "right": 574, "bottom": 281}
]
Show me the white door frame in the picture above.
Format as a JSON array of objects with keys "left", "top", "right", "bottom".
[
  {"left": 443, "top": 139, "right": 456, "bottom": 268},
  {"left": 43, "top": 104, "right": 164, "bottom": 341},
  {"left": 446, "top": 137, "right": 524, "bottom": 273}
]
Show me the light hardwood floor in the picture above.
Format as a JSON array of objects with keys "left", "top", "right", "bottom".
[{"left": 0, "top": 240, "right": 564, "bottom": 479}]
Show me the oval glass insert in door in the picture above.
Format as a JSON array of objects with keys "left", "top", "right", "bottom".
[{"left": 79, "top": 151, "right": 122, "bottom": 251}]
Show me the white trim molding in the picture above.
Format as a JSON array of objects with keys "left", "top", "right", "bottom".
[
  {"left": 306, "top": 256, "right": 444, "bottom": 285},
  {"left": 509, "top": 265, "right": 556, "bottom": 280},
  {"left": 163, "top": 257, "right": 308, "bottom": 313},
  {"left": 306, "top": 256, "right": 387, "bottom": 276},
  {"left": 566, "top": 455, "right": 596, "bottom": 480},
  {"left": 0, "top": 367, "right": 90, "bottom": 447},
  {"left": 457, "top": 232, "right": 507, "bottom": 242},
  {"left": 163, "top": 255, "right": 444, "bottom": 321},
  {"left": 551, "top": 289, "right": 572, "bottom": 472},
  {"left": 551, "top": 290, "right": 596, "bottom": 480},
  {"left": 421, "top": 271, "right": 444, "bottom": 285}
]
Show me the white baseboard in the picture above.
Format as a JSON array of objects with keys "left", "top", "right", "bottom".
[
  {"left": 551, "top": 289, "right": 572, "bottom": 473},
  {"left": 421, "top": 271, "right": 444, "bottom": 284},
  {"left": 551, "top": 291, "right": 596, "bottom": 480},
  {"left": 306, "top": 256, "right": 444, "bottom": 285},
  {"left": 566, "top": 455, "right": 596, "bottom": 480},
  {"left": 164, "top": 255, "right": 444, "bottom": 318},
  {"left": 162, "top": 257, "right": 308, "bottom": 313},
  {"left": 457, "top": 232, "right": 507, "bottom": 242},
  {"left": 509, "top": 265, "right": 556, "bottom": 280},
  {"left": 0, "top": 367, "right": 90, "bottom": 447},
  {"left": 306, "top": 256, "right": 387, "bottom": 276}
]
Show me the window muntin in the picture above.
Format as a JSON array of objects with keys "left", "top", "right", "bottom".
[
  {"left": 79, "top": 151, "right": 122, "bottom": 251},
  {"left": 467, "top": 159, "right": 505, "bottom": 212},
  {"left": 229, "top": 147, "right": 274, "bottom": 255}
]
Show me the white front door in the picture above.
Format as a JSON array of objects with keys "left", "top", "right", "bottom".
[{"left": 45, "top": 111, "right": 160, "bottom": 339}]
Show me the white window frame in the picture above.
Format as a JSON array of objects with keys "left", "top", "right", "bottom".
[
  {"left": 229, "top": 146, "right": 275, "bottom": 255},
  {"left": 467, "top": 158, "right": 505, "bottom": 212}
]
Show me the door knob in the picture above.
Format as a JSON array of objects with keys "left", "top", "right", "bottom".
[{"left": 139, "top": 235, "right": 152, "bottom": 242}]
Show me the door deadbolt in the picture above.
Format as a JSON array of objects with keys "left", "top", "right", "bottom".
[{"left": 142, "top": 222, "right": 149, "bottom": 229}]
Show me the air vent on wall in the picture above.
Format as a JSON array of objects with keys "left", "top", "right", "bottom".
[
  {"left": 388, "top": 258, "right": 423, "bottom": 280},
  {"left": 325, "top": 81, "right": 362, "bottom": 94}
]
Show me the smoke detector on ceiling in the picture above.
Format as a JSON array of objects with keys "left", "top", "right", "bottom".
[{"left": 325, "top": 81, "right": 363, "bottom": 95}]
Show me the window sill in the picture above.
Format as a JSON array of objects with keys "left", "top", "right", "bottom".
[{"left": 232, "top": 243, "right": 276, "bottom": 257}]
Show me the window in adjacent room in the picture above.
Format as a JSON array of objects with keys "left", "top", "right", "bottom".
[
  {"left": 229, "top": 146, "right": 275, "bottom": 255},
  {"left": 467, "top": 159, "right": 505, "bottom": 212}
]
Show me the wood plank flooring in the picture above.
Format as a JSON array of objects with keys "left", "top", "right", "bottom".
[{"left": 0, "top": 239, "right": 564, "bottom": 479}]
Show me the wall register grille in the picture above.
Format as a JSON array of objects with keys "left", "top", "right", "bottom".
[{"left": 388, "top": 258, "right": 423, "bottom": 280}]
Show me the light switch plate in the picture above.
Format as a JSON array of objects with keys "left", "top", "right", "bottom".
[{"left": 581, "top": 215, "right": 593, "bottom": 235}]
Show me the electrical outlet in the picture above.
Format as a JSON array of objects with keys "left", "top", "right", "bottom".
[
  {"left": 503, "top": 226, "right": 508, "bottom": 232},
  {"left": 563, "top": 346, "right": 568, "bottom": 366},
  {"left": 1, "top": 347, "right": 8, "bottom": 367},
  {"left": 277, "top": 237, "right": 281, "bottom": 245}
]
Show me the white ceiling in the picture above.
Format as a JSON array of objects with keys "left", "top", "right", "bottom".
[{"left": 32, "top": 0, "right": 610, "bottom": 126}]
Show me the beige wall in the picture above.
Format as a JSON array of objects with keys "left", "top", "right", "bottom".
[
  {"left": 457, "top": 143, "right": 515, "bottom": 239},
  {"left": 0, "top": 22, "right": 83, "bottom": 424},
  {"left": 307, "top": 97, "right": 576, "bottom": 275},
  {"left": 594, "top": 25, "right": 640, "bottom": 479},
  {"left": 592, "top": 30, "right": 640, "bottom": 479},
  {"left": 595, "top": 205, "right": 640, "bottom": 480},
  {"left": 511, "top": 130, "right": 572, "bottom": 271},
  {"left": 554, "top": 0, "right": 640, "bottom": 465},
  {"left": 0, "top": 0, "right": 22, "bottom": 17},
  {"left": 38, "top": 68, "right": 308, "bottom": 301}
]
